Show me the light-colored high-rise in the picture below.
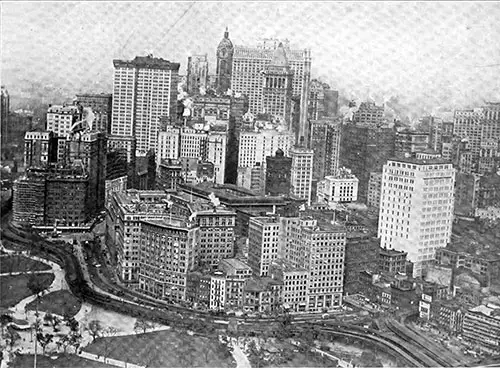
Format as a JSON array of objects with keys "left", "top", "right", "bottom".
[
  {"left": 111, "top": 56, "right": 179, "bottom": 156},
  {"left": 46, "top": 105, "right": 81, "bottom": 137},
  {"left": 238, "top": 129, "right": 293, "bottom": 168},
  {"left": 290, "top": 147, "right": 314, "bottom": 205},
  {"left": 231, "top": 39, "right": 311, "bottom": 134},
  {"left": 378, "top": 158, "right": 455, "bottom": 277},
  {"left": 156, "top": 125, "right": 227, "bottom": 184}
]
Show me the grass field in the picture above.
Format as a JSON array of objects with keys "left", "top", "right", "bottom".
[
  {"left": 9, "top": 354, "right": 115, "bottom": 368},
  {"left": 0, "top": 273, "right": 54, "bottom": 308},
  {"left": 26, "top": 290, "right": 82, "bottom": 318},
  {"left": 84, "top": 329, "right": 236, "bottom": 368},
  {"left": 0, "top": 254, "right": 51, "bottom": 273}
]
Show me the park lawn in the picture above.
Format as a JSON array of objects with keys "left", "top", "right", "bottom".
[
  {"left": 267, "top": 352, "right": 332, "bottom": 368},
  {"left": 26, "top": 290, "right": 82, "bottom": 318},
  {"left": 84, "top": 329, "right": 235, "bottom": 368},
  {"left": 0, "top": 273, "right": 54, "bottom": 308},
  {"left": 0, "top": 254, "right": 51, "bottom": 273},
  {"left": 10, "top": 354, "right": 115, "bottom": 368}
]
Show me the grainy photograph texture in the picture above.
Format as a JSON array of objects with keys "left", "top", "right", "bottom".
[{"left": 1, "top": 2, "right": 500, "bottom": 368}]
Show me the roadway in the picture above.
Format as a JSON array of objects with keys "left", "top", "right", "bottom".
[{"left": 1, "top": 218, "right": 459, "bottom": 367}]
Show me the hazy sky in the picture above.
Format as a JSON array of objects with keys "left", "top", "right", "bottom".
[{"left": 2, "top": 2, "right": 500, "bottom": 118}]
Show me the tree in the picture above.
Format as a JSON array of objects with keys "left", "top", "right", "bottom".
[
  {"left": 248, "top": 340, "right": 265, "bottom": 368},
  {"left": 27, "top": 273, "right": 47, "bottom": 317},
  {"left": 86, "top": 320, "right": 102, "bottom": 342},
  {"left": 0, "top": 313, "right": 13, "bottom": 338},
  {"left": 201, "top": 344, "right": 212, "bottom": 364},
  {"left": 69, "top": 332, "right": 82, "bottom": 354},
  {"left": 36, "top": 332, "right": 54, "bottom": 355},
  {"left": 134, "top": 318, "right": 152, "bottom": 335},
  {"left": 101, "top": 327, "right": 118, "bottom": 362},
  {"left": 5, "top": 328, "right": 20, "bottom": 351}
]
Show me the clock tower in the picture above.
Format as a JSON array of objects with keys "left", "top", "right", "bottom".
[{"left": 216, "top": 28, "right": 234, "bottom": 95}]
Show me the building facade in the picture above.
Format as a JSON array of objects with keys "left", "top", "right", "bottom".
[
  {"left": 187, "top": 54, "right": 209, "bottom": 95},
  {"left": 46, "top": 105, "right": 82, "bottom": 137},
  {"left": 317, "top": 168, "right": 359, "bottom": 205},
  {"left": 111, "top": 55, "right": 180, "bottom": 156},
  {"left": 216, "top": 28, "right": 234, "bottom": 95},
  {"left": 378, "top": 158, "right": 455, "bottom": 277},
  {"left": 265, "top": 149, "right": 292, "bottom": 196},
  {"left": 289, "top": 147, "right": 313, "bottom": 205}
]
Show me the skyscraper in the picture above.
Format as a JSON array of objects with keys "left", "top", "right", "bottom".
[
  {"left": 111, "top": 55, "right": 179, "bottom": 156},
  {"left": 187, "top": 54, "right": 209, "bottom": 95},
  {"left": 261, "top": 43, "right": 293, "bottom": 125},
  {"left": 1, "top": 86, "right": 10, "bottom": 149},
  {"left": 378, "top": 158, "right": 455, "bottom": 277},
  {"left": 289, "top": 147, "right": 314, "bottom": 205},
  {"left": 74, "top": 93, "right": 112, "bottom": 133},
  {"left": 216, "top": 28, "right": 234, "bottom": 95},
  {"left": 46, "top": 105, "right": 82, "bottom": 137},
  {"left": 231, "top": 39, "right": 311, "bottom": 139}
]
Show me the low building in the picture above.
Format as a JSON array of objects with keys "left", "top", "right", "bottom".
[
  {"left": 269, "top": 259, "right": 308, "bottom": 313},
  {"left": 242, "top": 277, "right": 283, "bottom": 313},
  {"left": 379, "top": 248, "right": 408, "bottom": 275},
  {"left": 463, "top": 304, "right": 500, "bottom": 353},
  {"left": 317, "top": 167, "right": 359, "bottom": 205}
]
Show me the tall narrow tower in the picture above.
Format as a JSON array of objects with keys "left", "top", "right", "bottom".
[
  {"left": 216, "top": 28, "right": 234, "bottom": 95},
  {"left": 261, "top": 43, "right": 293, "bottom": 126}
]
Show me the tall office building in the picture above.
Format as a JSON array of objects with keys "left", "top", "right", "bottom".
[
  {"left": 339, "top": 124, "right": 396, "bottom": 203},
  {"left": 74, "top": 93, "right": 112, "bottom": 133},
  {"left": 111, "top": 55, "right": 180, "bottom": 156},
  {"left": 248, "top": 216, "right": 281, "bottom": 277},
  {"left": 231, "top": 39, "right": 311, "bottom": 138},
  {"left": 281, "top": 216, "right": 346, "bottom": 311},
  {"left": 261, "top": 43, "right": 293, "bottom": 125},
  {"left": 289, "top": 147, "right": 314, "bottom": 205},
  {"left": 238, "top": 129, "right": 293, "bottom": 169},
  {"left": 46, "top": 105, "right": 82, "bottom": 137},
  {"left": 1, "top": 86, "right": 10, "bottom": 149},
  {"left": 156, "top": 125, "right": 227, "bottom": 184},
  {"left": 378, "top": 158, "right": 455, "bottom": 277},
  {"left": 454, "top": 103, "right": 500, "bottom": 174},
  {"left": 66, "top": 131, "right": 107, "bottom": 214},
  {"left": 309, "top": 119, "right": 341, "bottom": 181},
  {"left": 308, "top": 79, "right": 338, "bottom": 120},
  {"left": 139, "top": 218, "right": 197, "bottom": 302},
  {"left": 352, "top": 102, "right": 384, "bottom": 125},
  {"left": 24, "top": 131, "right": 57, "bottom": 168},
  {"left": 187, "top": 54, "right": 209, "bottom": 95},
  {"left": 265, "top": 149, "right": 292, "bottom": 196}
]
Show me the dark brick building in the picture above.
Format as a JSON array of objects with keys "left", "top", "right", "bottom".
[
  {"left": 344, "top": 231, "right": 380, "bottom": 294},
  {"left": 339, "top": 124, "right": 395, "bottom": 202},
  {"left": 265, "top": 149, "right": 292, "bottom": 196}
]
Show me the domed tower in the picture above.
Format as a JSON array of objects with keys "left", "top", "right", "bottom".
[{"left": 216, "top": 28, "right": 234, "bottom": 95}]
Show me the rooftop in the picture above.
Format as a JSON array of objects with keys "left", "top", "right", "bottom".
[
  {"left": 113, "top": 55, "right": 180, "bottom": 71},
  {"left": 469, "top": 304, "right": 500, "bottom": 320},
  {"left": 141, "top": 218, "right": 191, "bottom": 230},
  {"left": 220, "top": 258, "right": 251, "bottom": 270},
  {"left": 387, "top": 156, "right": 453, "bottom": 166}
]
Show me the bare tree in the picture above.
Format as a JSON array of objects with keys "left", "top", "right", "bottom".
[
  {"left": 134, "top": 318, "right": 152, "bottom": 335},
  {"left": 101, "top": 327, "right": 118, "bottom": 362},
  {"left": 36, "top": 332, "right": 54, "bottom": 355}
]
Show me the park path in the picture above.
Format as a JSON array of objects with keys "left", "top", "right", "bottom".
[
  {"left": 231, "top": 338, "right": 252, "bottom": 368},
  {"left": 1, "top": 243, "right": 251, "bottom": 368}
]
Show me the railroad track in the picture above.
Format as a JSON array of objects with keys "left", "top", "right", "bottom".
[{"left": 385, "top": 319, "right": 464, "bottom": 367}]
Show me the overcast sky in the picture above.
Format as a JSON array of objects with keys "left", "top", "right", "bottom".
[{"left": 2, "top": 2, "right": 500, "bottom": 117}]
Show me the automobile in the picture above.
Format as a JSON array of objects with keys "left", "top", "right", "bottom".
[{"left": 95, "top": 264, "right": 101, "bottom": 268}]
